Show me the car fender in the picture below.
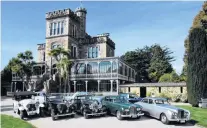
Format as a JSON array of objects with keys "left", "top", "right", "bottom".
[
  {"left": 39, "top": 103, "right": 45, "bottom": 108},
  {"left": 18, "top": 106, "right": 25, "bottom": 111}
]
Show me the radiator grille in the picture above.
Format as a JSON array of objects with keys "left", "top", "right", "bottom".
[
  {"left": 178, "top": 109, "right": 184, "bottom": 118},
  {"left": 28, "top": 104, "right": 36, "bottom": 111},
  {"left": 130, "top": 106, "right": 136, "bottom": 115}
]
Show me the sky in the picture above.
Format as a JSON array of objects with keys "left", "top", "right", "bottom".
[{"left": 1, "top": 1, "right": 204, "bottom": 74}]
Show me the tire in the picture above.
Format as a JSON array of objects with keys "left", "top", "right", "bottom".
[
  {"left": 40, "top": 108, "right": 45, "bottom": 117},
  {"left": 83, "top": 111, "right": 89, "bottom": 119},
  {"left": 20, "top": 111, "right": 25, "bottom": 120},
  {"left": 71, "top": 114, "right": 75, "bottom": 118},
  {"left": 160, "top": 113, "right": 169, "bottom": 124},
  {"left": 137, "top": 116, "right": 141, "bottom": 119},
  {"left": 51, "top": 109, "right": 56, "bottom": 121},
  {"left": 116, "top": 111, "right": 123, "bottom": 120}
]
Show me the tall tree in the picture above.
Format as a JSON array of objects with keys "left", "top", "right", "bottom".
[
  {"left": 187, "top": 27, "right": 207, "bottom": 106},
  {"left": 148, "top": 44, "right": 174, "bottom": 82},
  {"left": 48, "top": 47, "right": 71, "bottom": 93}
]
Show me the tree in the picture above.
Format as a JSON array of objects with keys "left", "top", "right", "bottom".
[
  {"left": 148, "top": 44, "right": 174, "bottom": 82},
  {"left": 187, "top": 27, "right": 207, "bottom": 106},
  {"left": 159, "top": 70, "right": 180, "bottom": 82},
  {"left": 122, "top": 44, "right": 174, "bottom": 82},
  {"left": 48, "top": 47, "right": 71, "bottom": 93}
]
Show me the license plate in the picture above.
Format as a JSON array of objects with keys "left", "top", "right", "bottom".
[
  {"left": 132, "top": 115, "right": 137, "bottom": 118},
  {"left": 180, "top": 120, "right": 185, "bottom": 123}
]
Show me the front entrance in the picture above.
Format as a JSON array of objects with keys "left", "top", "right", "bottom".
[{"left": 140, "top": 87, "right": 146, "bottom": 98}]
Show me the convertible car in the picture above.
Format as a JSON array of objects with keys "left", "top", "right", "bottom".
[{"left": 135, "top": 97, "right": 191, "bottom": 124}]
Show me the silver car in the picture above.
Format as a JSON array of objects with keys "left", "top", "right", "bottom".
[{"left": 135, "top": 97, "right": 190, "bottom": 124}]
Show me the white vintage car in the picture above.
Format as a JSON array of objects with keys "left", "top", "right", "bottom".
[
  {"left": 135, "top": 97, "right": 191, "bottom": 124},
  {"left": 13, "top": 91, "right": 46, "bottom": 119}
]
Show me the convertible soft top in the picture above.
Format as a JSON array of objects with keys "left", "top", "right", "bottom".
[{"left": 14, "top": 91, "right": 37, "bottom": 96}]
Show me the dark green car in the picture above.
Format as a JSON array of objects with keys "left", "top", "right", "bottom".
[{"left": 102, "top": 95, "right": 144, "bottom": 120}]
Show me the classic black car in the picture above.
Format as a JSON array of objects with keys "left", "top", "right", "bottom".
[
  {"left": 73, "top": 95, "right": 107, "bottom": 119},
  {"left": 49, "top": 98, "right": 76, "bottom": 121}
]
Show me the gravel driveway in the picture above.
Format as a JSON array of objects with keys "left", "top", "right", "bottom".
[{"left": 1, "top": 97, "right": 199, "bottom": 128}]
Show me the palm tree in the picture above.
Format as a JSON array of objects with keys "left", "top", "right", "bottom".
[{"left": 48, "top": 47, "right": 72, "bottom": 93}]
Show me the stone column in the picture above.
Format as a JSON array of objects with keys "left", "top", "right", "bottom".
[
  {"left": 14, "top": 82, "right": 17, "bottom": 92},
  {"left": 85, "top": 81, "right": 88, "bottom": 93},
  {"left": 110, "top": 80, "right": 113, "bottom": 94},
  {"left": 74, "top": 81, "right": 77, "bottom": 92},
  {"left": 116, "top": 80, "right": 119, "bottom": 94},
  {"left": 97, "top": 80, "right": 100, "bottom": 92},
  {"left": 11, "top": 82, "right": 13, "bottom": 92}
]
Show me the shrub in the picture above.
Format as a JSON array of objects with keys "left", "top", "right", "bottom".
[{"left": 180, "top": 93, "right": 188, "bottom": 103}]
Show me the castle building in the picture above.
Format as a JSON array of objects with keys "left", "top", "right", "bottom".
[{"left": 11, "top": 6, "right": 136, "bottom": 95}]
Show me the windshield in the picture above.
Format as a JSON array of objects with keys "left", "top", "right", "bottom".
[
  {"left": 154, "top": 99, "right": 169, "bottom": 104},
  {"left": 114, "top": 96, "right": 129, "bottom": 103}
]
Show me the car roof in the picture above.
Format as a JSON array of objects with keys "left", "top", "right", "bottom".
[{"left": 14, "top": 91, "right": 36, "bottom": 96}]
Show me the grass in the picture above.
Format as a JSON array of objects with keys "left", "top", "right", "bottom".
[
  {"left": 1, "top": 114, "right": 36, "bottom": 128},
  {"left": 176, "top": 105, "right": 207, "bottom": 128}
]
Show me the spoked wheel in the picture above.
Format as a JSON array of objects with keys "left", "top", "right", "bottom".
[
  {"left": 20, "top": 111, "right": 25, "bottom": 120},
  {"left": 160, "top": 113, "right": 169, "bottom": 124},
  {"left": 116, "top": 111, "right": 123, "bottom": 120}
]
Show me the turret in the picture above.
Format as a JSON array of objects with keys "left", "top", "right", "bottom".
[{"left": 75, "top": 7, "right": 87, "bottom": 39}]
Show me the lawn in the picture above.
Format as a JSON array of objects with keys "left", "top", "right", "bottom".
[
  {"left": 176, "top": 105, "right": 207, "bottom": 128},
  {"left": 1, "top": 114, "right": 36, "bottom": 128}
]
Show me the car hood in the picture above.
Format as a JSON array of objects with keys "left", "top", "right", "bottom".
[
  {"left": 156, "top": 104, "right": 184, "bottom": 112},
  {"left": 19, "top": 99, "right": 36, "bottom": 108},
  {"left": 113, "top": 102, "right": 141, "bottom": 108}
]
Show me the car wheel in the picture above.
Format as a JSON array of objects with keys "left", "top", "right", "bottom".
[
  {"left": 20, "top": 111, "right": 25, "bottom": 120},
  {"left": 160, "top": 113, "right": 169, "bottom": 124},
  {"left": 116, "top": 111, "right": 123, "bottom": 120},
  {"left": 83, "top": 111, "right": 89, "bottom": 119},
  {"left": 137, "top": 116, "right": 141, "bottom": 119},
  {"left": 40, "top": 108, "right": 45, "bottom": 117}
]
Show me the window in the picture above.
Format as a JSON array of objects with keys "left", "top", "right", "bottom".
[
  {"left": 53, "top": 23, "right": 57, "bottom": 35},
  {"left": 50, "top": 23, "right": 53, "bottom": 35},
  {"left": 159, "top": 87, "right": 161, "bottom": 93},
  {"left": 142, "top": 99, "right": 148, "bottom": 103},
  {"left": 88, "top": 47, "right": 92, "bottom": 58},
  {"left": 57, "top": 22, "right": 60, "bottom": 34},
  {"left": 180, "top": 87, "right": 183, "bottom": 93},
  {"left": 149, "top": 99, "right": 153, "bottom": 104},
  {"left": 71, "top": 46, "right": 74, "bottom": 57},
  {"left": 61, "top": 21, "right": 64, "bottom": 34},
  {"left": 92, "top": 47, "right": 96, "bottom": 58},
  {"left": 74, "top": 47, "right": 76, "bottom": 58},
  {"left": 96, "top": 47, "right": 98, "bottom": 57}
]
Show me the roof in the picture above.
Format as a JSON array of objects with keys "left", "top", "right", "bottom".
[{"left": 14, "top": 91, "right": 37, "bottom": 96}]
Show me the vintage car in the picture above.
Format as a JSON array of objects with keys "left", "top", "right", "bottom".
[
  {"left": 73, "top": 95, "right": 107, "bottom": 119},
  {"left": 102, "top": 95, "right": 144, "bottom": 120},
  {"left": 135, "top": 97, "right": 191, "bottom": 124},
  {"left": 49, "top": 98, "right": 76, "bottom": 121},
  {"left": 13, "top": 91, "right": 46, "bottom": 119},
  {"left": 119, "top": 93, "right": 142, "bottom": 103}
]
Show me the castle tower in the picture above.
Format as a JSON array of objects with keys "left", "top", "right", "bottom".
[{"left": 75, "top": 6, "right": 87, "bottom": 39}]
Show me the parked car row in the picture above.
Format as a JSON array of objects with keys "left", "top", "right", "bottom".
[{"left": 12, "top": 91, "right": 191, "bottom": 125}]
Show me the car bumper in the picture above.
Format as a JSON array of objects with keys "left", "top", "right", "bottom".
[
  {"left": 53, "top": 112, "right": 75, "bottom": 117},
  {"left": 121, "top": 113, "right": 144, "bottom": 118},
  {"left": 86, "top": 111, "right": 107, "bottom": 116},
  {"left": 27, "top": 111, "right": 37, "bottom": 115},
  {"left": 168, "top": 118, "right": 190, "bottom": 123}
]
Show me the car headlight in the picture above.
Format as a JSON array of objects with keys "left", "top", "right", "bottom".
[
  {"left": 184, "top": 111, "right": 189, "bottom": 116},
  {"left": 18, "top": 103, "right": 22, "bottom": 107},
  {"left": 121, "top": 107, "right": 124, "bottom": 110},
  {"left": 172, "top": 112, "right": 177, "bottom": 116},
  {"left": 137, "top": 108, "right": 141, "bottom": 111}
]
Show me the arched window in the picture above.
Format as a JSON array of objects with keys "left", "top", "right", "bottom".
[
  {"left": 87, "top": 62, "right": 98, "bottom": 74},
  {"left": 99, "top": 61, "right": 111, "bottom": 73},
  {"left": 76, "top": 63, "right": 86, "bottom": 74},
  {"left": 118, "top": 62, "right": 123, "bottom": 75},
  {"left": 51, "top": 43, "right": 61, "bottom": 49}
]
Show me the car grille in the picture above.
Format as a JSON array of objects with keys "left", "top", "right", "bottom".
[
  {"left": 28, "top": 104, "right": 36, "bottom": 111},
  {"left": 178, "top": 109, "right": 184, "bottom": 118},
  {"left": 129, "top": 106, "right": 136, "bottom": 115}
]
